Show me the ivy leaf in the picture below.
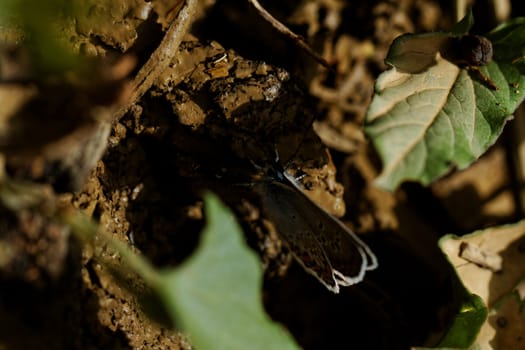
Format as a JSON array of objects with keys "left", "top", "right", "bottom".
[
  {"left": 155, "top": 193, "right": 300, "bottom": 350},
  {"left": 68, "top": 192, "right": 300, "bottom": 350},
  {"left": 434, "top": 293, "right": 487, "bottom": 348},
  {"left": 364, "top": 18, "right": 525, "bottom": 191}
]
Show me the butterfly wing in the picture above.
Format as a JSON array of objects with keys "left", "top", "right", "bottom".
[
  {"left": 298, "top": 199, "right": 376, "bottom": 286},
  {"left": 254, "top": 180, "right": 340, "bottom": 293},
  {"left": 282, "top": 171, "right": 378, "bottom": 283}
]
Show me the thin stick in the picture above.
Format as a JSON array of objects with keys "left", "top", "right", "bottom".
[
  {"left": 114, "top": 0, "right": 198, "bottom": 121},
  {"left": 247, "top": 0, "right": 331, "bottom": 69}
]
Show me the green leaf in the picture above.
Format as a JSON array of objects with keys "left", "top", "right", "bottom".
[
  {"left": 156, "top": 193, "right": 300, "bottom": 350},
  {"left": 384, "top": 10, "right": 473, "bottom": 74},
  {"left": 64, "top": 192, "right": 300, "bottom": 350},
  {"left": 364, "top": 19, "right": 525, "bottom": 191},
  {"left": 384, "top": 32, "right": 450, "bottom": 73},
  {"left": 436, "top": 293, "right": 487, "bottom": 348},
  {"left": 489, "top": 18, "right": 525, "bottom": 71},
  {"left": 450, "top": 9, "right": 474, "bottom": 36},
  {"left": 413, "top": 348, "right": 472, "bottom": 350},
  {"left": 0, "top": 0, "right": 80, "bottom": 75}
]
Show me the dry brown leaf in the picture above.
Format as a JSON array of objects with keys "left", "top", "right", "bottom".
[{"left": 440, "top": 221, "right": 525, "bottom": 349}]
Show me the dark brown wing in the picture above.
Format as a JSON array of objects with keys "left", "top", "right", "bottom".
[
  {"left": 278, "top": 179, "right": 377, "bottom": 286},
  {"left": 282, "top": 171, "right": 378, "bottom": 278},
  {"left": 254, "top": 180, "right": 340, "bottom": 293}
]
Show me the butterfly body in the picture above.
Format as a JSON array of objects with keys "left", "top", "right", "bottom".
[{"left": 253, "top": 167, "right": 378, "bottom": 293}]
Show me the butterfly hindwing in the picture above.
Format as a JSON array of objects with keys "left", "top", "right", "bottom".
[{"left": 254, "top": 180, "right": 340, "bottom": 292}]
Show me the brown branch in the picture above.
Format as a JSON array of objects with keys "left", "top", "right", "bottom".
[
  {"left": 247, "top": 0, "right": 331, "bottom": 69},
  {"left": 114, "top": 0, "right": 198, "bottom": 121}
]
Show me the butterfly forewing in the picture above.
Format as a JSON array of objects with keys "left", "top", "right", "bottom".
[
  {"left": 254, "top": 180, "right": 340, "bottom": 292},
  {"left": 282, "top": 171, "right": 378, "bottom": 274},
  {"left": 254, "top": 170, "right": 377, "bottom": 292}
]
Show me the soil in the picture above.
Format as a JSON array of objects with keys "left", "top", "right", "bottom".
[{"left": 0, "top": 0, "right": 523, "bottom": 349}]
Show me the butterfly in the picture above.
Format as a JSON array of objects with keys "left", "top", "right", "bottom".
[{"left": 252, "top": 163, "right": 378, "bottom": 293}]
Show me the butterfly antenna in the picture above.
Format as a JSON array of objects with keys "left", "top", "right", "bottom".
[{"left": 250, "top": 158, "right": 264, "bottom": 171}]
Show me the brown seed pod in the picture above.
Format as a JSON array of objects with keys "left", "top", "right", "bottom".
[{"left": 442, "top": 34, "right": 493, "bottom": 67}]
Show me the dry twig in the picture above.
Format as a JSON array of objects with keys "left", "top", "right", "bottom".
[{"left": 247, "top": 0, "right": 331, "bottom": 69}]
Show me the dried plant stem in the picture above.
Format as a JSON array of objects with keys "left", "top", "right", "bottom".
[
  {"left": 114, "top": 0, "right": 198, "bottom": 121},
  {"left": 247, "top": 0, "right": 330, "bottom": 69}
]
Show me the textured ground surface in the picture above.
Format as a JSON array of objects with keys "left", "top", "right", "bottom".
[{"left": 0, "top": 0, "right": 522, "bottom": 349}]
